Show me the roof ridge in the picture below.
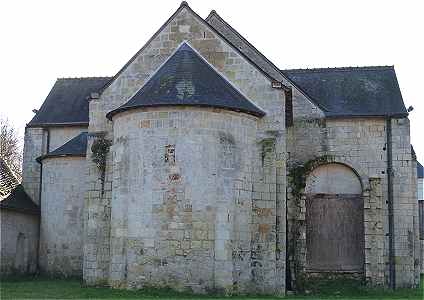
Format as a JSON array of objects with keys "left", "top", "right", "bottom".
[
  {"left": 206, "top": 10, "right": 286, "bottom": 79},
  {"left": 99, "top": 2, "right": 290, "bottom": 96},
  {"left": 282, "top": 65, "right": 394, "bottom": 73},
  {"left": 205, "top": 9, "right": 329, "bottom": 112}
]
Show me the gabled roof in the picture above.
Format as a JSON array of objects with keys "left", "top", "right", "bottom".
[
  {"left": 0, "top": 157, "right": 20, "bottom": 200},
  {"left": 31, "top": 3, "right": 410, "bottom": 123},
  {"left": 37, "top": 132, "right": 88, "bottom": 162},
  {"left": 205, "top": 10, "right": 321, "bottom": 109},
  {"left": 107, "top": 43, "right": 265, "bottom": 119},
  {"left": 28, "top": 77, "right": 111, "bottom": 127},
  {"left": 282, "top": 66, "right": 408, "bottom": 118},
  {"left": 418, "top": 161, "right": 423, "bottom": 179},
  {"left": 206, "top": 10, "right": 283, "bottom": 81},
  {"left": 100, "top": 2, "right": 290, "bottom": 96},
  {"left": 0, "top": 184, "right": 39, "bottom": 214}
]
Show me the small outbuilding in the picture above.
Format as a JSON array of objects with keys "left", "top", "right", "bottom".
[{"left": 1, "top": 157, "right": 39, "bottom": 275}]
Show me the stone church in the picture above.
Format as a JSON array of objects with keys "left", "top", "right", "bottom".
[{"left": 1, "top": 2, "right": 421, "bottom": 295}]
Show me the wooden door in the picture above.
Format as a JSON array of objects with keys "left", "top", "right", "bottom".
[{"left": 306, "top": 194, "right": 364, "bottom": 272}]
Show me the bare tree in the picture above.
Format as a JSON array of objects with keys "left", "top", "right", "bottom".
[{"left": 0, "top": 117, "right": 22, "bottom": 178}]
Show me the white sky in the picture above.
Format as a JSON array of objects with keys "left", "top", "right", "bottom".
[{"left": 1, "top": 0, "right": 423, "bottom": 160}]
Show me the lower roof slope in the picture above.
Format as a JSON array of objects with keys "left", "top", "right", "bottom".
[
  {"left": 0, "top": 184, "right": 39, "bottom": 214},
  {"left": 418, "top": 161, "right": 423, "bottom": 179},
  {"left": 282, "top": 66, "right": 408, "bottom": 118},
  {"left": 107, "top": 43, "right": 265, "bottom": 119},
  {"left": 28, "top": 77, "right": 111, "bottom": 127},
  {"left": 37, "top": 132, "right": 88, "bottom": 162}
]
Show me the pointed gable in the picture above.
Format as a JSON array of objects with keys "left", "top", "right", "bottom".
[{"left": 107, "top": 43, "right": 265, "bottom": 119}]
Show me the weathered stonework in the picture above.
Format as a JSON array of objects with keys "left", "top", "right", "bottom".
[
  {"left": 48, "top": 127, "right": 87, "bottom": 151},
  {"left": 84, "top": 5, "right": 286, "bottom": 295},
  {"left": 22, "top": 127, "right": 45, "bottom": 205},
  {"left": 22, "top": 126, "right": 87, "bottom": 205},
  {"left": 0, "top": 210, "right": 39, "bottom": 275},
  {"left": 286, "top": 98, "right": 420, "bottom": 288},
  {"left": 14, "top": 2, "right": 419, "bottom": 294},
  {"left": 39, "top": 156, "right": 86, "bottom": 276},
  {"left": 109, "top": 107, "right": 265, "bottom": 293}
]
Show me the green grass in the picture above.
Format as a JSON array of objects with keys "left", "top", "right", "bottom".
[{"left": 0, "top": 276, "right": 422, "bottom": 299}]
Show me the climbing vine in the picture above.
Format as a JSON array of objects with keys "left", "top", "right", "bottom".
[
  {"left": 289, "top": 155, "right": 334, "bottom": 198},
  {"left": 287, "top": 154, "right": 334, "bottom": 291},
  {"left": 91, "top": 137, "right": 112, "bottom": 195}
]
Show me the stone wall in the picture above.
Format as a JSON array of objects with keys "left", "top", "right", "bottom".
[
  {"left": 103, "top": 106, "right": 282, "bottom": 294},
  {"left": 421, "top": 240, "right": 424, "bottom": 274},
  {"left": 0, "top": 209, "right": 39, "bottom": 275},
  {"left": 286, "top": 106, "right": 420, "bottom": 288},
  {"left": 48, "top": 127, "right": 87, "bottom": 151},
  {"left": 39, "top": 156, "right": 86, "bottom": 276},
  {"left": 84, "top": 5, "right": 286, "bottom": 294},
  {"left": 22, "top": 127, "right": 46, "bottom": 204},
  {"left": 22, "top": 126, "right": 87, "bottom": 205}
]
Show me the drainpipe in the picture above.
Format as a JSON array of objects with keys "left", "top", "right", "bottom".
[
  {"left": 271, "top": 81, "right": 292, "bottom": 291},
  {"left": 37, "top": 128, "right": 50, "bottom": 204},
  {"left": 36, "top": 128, "right": 50, "bottom": 271},
  {"left": 386, "top": 117, "right": 395, "bottom": 289}
]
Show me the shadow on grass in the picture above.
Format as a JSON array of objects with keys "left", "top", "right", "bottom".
[{"left": 0, "top": 275, "right": 423, "bottom": 299}]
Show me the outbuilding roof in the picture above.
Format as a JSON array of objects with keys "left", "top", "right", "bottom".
[
  {"left": 0, "top": 184, "right": 39, "bottom": 214},
  {"left": 106, "top": 42, "right": 265, "bottom": 120},
  {"left": 37, "top": 132, "right": 88, "bottom": 162},
  {"left": 28, "top": 77, "right": 111, "bottom": 127},
  {"left": 282, "top": 66, "right": 408, "bottom": 118}
]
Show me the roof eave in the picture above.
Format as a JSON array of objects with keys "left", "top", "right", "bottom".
[
  {"left": 0, "top": 205, "right": 40, "bottom": 215},
  {"left": 26, "top": 122, "right": 89, "bottom": 128},
  {"left": 36, "top": 153, "right": 86, "bottom": 164},
  {"left": 324, "top": 112, "right": 409, "bottom": 119},
  {"left": 106, "top": 103, "right": 265, "bottom": 121}
]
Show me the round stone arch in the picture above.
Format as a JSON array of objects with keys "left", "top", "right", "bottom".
[
  {"left": 306, "top": 156, "right": 371, "bottom": 196},
  {"left": 304, "top": 162, "right": 365, "bottom": 274}
]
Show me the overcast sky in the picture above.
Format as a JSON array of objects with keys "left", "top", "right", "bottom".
[{"left": 1, "top": 0, "right": 423, "bottom": 161}]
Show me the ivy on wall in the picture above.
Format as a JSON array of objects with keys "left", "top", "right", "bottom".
[
  {"left": 287, "top": 154, "right": 334, "bottom": 291},
  {"left": 91, "top": 137, "right": 112, "bottom": 195}
]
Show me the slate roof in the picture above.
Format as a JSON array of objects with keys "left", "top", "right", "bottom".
[
  {"left": 0, "top": 157, "right": 20, "bottom": 200},
  {"left": 0, "top": 184, "right": 39, "bottom": 214},
  {"left": 37, "top": 132, "right": 88, "bottom": 162},
  {"left": 100, "top": 2, "right": 290, "bottom": 94},
  {"left": 206, "top": 11, "right": 292, "bottom": 88},
  {"left": 106, "top": 43, "right": 265, "bottom": 120},
  {"left": 282, "top": 66, "right": 408, "bottom": 118},
  {"left": 31, "top": 4, "right": 408, "bottom": 123},
  {"left": 418, "top": 161, "right": 423, "bottom": 179},
  {"left": 28, "top": 77, "right": 111, "bottom": 127}
]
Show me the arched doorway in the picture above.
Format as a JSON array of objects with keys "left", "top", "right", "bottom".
[{"left": 305, "top": 163, "right": 364, "bottom": 273}]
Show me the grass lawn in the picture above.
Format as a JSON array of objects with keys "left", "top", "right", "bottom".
[{"left": 0, "top": 276, "right": 422, "bottom": 299}]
